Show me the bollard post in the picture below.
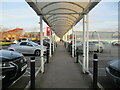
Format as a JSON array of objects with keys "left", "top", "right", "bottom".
[
  {"left": 56, "top": 42, "right": 57, "bottom": 47},
  {"left": 51, "top": 44, "right": 53, "bottom": 55},
  {"left": 93, "top": 53, "right": 98, "bottom": 88},
  {"left": 70, "top": 45, "right": 71, "bottom": 52},
  {"left": 30, "top": 56, "right": 35, "bottom": 89},
  {"left": 76, "top": 48, "right": 79, "bottom": 63},
  {"left": 74, "top": 46, "right": 76, "bottom": 57},
  {"left": 46, "top": 46, "right": 49, "bottom": 63}
]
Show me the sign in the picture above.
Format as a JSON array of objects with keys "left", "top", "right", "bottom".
[{"left": 46, "top": 27, "right": 51, "bottom": 36}]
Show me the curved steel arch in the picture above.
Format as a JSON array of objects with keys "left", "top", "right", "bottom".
[
  {"left": 92, "top": 31, "right": 100, "bottom": 39},
  {"left": 49, "top": 19, "right": 74, "bottom": 25},
  {"left": 48, "top": 16, "right": 75, "bottom": 21},
  {"left": 48, "top": 16, "right": 76, "bottom": 24},
  {"left": 46, "top": 14, "right": 77, "bottom": 21},
  {"left": 112, "top": 31, "right": 120, "bottom": 38},
  {"left": 50, "top": 19, "right": 73, "bottom": 26},
  {"left": 41, "top": 1, "right": 84, "bottom": 11},
  {"left": 46, "top": 8, "right": 79, "bottom": 15}
]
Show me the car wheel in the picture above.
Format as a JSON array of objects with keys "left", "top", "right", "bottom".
[
  {"left": 9, "top": 49, "right": 14, "bottom": 51},
  {"left": 100, "top": 47, "right": 103, "bottom": 53},
  {"left": 35, "top": 50, "right": 40, "bottom": 56},
  {"left": 97, "top": 47, "right": 103, "bottom": 53}
]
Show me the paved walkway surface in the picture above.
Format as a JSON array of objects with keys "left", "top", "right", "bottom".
[{"left": 35, "top": 42, "right": 93, "bottom": 88}]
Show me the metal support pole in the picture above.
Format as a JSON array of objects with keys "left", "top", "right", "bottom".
[
  {"left": 40, "top": 16, "right": 44, "bottom": 73},
  {"left": 51, "top": 35, "right": 54, "bottom": 55},
  {"left": 46, "top": 45, "right": 49, "bottom": 63},
  {"left": 93, "top": 53, "right": 98, "bottom": 88},
  {"left": 30, "top": 56, "right": 35, "bottom": 89},
  {"left": 72, "top": 28, "right": 74, "bottom": 57},
  {"left": 97, "top": 32, "right": 100, "bottom": 53},
  {"left": 83, "top": 15, "right": 86, "bottom": 73},
  {"left": 49, "top": 30, "right": 52, "bottom": 57},
  {"left": 76, "top": 47, "right": 79, "bottom": 63},
  {"left": 53, "top": 35, "right": 55, "bottom": 52},
  {"left": 68, "top": 30, "right": 71, "bottom": 52},
  {"left": 66, "top": 34, "right": 68, "bottom": 48},
  {"left": 63, "top": 36, "right": 65, "bottom": 41},
  {"left": 54, "top": 35, "right": 56, "bottom": 49},
  {"left": 86, "top": 14, "right": 89, "bottom": 73},
  {"left": 75, "top": 32, "right": 77, "bottom": 57}
]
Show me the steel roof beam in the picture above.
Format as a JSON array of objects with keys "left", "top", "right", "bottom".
[
  {"left": 48, "top": 16, "right": 76, "bottom": 23},
  {"left": 39, "top": 12, "right": 85, "bottom": 15},
  {"left": 50, "top": 19, "right": 74, "bottom": 25},
  {"left": 46, "top": 8, "right": 79, "bottom": 15},
  {"left": 46, "top": 14, "right": 77, "bottom": 20},
  {"left": 41, "top": 1, "right": 84, "bottom": 11},
  {"left": 48, "top": 17, "right": 75, "bottom": 24}
]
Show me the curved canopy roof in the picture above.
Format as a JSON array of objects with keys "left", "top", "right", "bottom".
[{"left": 26, "top": 0, "right": 100, "bottom": 38}]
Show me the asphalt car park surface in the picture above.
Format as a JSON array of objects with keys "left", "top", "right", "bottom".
[
  {"left": 1, "top": 43, "right": 119, "bottom": 89},
  {"left": 1, "top": 45, "right": 43, "bottom": 88},
  {"left": 8, "top": 56, "right": 42, "bottom": 89},
  {"left": 78, "top": 44, "right": 119, "bottom": 88}
]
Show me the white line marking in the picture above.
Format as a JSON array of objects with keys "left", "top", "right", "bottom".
[
  {"left": 24, "top": 67, "right": 41, "bottom": 90},
  {"left": 78, "top": 60, "right": 104, "bottom": 89}
]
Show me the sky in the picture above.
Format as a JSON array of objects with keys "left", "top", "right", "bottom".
[
  {"left": 75, "top": 0, "right": 119, "bottom": 31},
  {"left": 0, "top": 0, "right": 119, "bottom": 34}
]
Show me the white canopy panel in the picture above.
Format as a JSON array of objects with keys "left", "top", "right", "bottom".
[{"left": 26, "top": 0, "right": 100, "bottom": 38}]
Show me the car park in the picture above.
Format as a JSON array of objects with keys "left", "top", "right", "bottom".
[
  {"left": 33, "top": 39, "right": 50, "bottom": 47},
  {"left": 0, "top": 40, "right": 14, "bottom": 46},
  {"left": 18, "top": 38, "right": 30, "bottom": 42},
  {"left": 8, "top": 41, "right": 47, "bottom": 56},
  {"left": 0, "top": 49, "right": 27, "bottom": 88},
  {"left": 106, "top": 59, "right": 120, "bottom": 88},
  {"left": 112, "top": 41, "right": 120, "bottom": 46},
  {"left": 12, "top": 40, "right": 18, "bottom": 44},
  {"left": 76, "top": 40, "right": 104, "bottom": 53}
]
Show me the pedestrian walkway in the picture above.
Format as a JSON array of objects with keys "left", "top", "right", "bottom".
[{"left": 35, "top": 42, "right": 93, "bottom": 88}]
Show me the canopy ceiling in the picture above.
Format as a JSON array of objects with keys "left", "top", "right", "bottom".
[{"left": 26, "top": 0, "right": 100, "bottom": 38}]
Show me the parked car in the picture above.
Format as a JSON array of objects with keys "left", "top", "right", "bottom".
[
  {"left": 0, "top": 49, "right": 27, "bottom": 88},
  {"left": 18, "top": 38, "right": 29, "bottom": 42},
  {"left": 8, "top": 41, "right": 47, "bottom": 56},
  {"left": 76, "top": 41, "right": 104, "bottom": 53},
  {"left": 33, "top": 40, "right": 50, "bottom": 47},
  {"left": 0, "top": 40, "right": 13, "bottom": 46},
  {"left": 12, "top": 40, "right": 18, "bottom": 44},
  {"left": 106, "top": 59, "right": 120, "bottom": 88},
  {"left": 112, "top": 41, "right": 120, "bottom": 46}
]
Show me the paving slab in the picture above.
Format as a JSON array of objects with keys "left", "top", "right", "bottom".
[{"left": 35, "top": 42, "right": 93, "bottom": 88}]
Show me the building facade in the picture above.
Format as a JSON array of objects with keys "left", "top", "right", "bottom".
[
  {"left": 69, "top": 31, "right": 119, "bottom": 42},
  {"left": 0, "top": 28, "right": 23, "bottom": 40}
]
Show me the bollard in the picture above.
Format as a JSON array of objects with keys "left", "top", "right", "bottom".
[
  {"left": 93, "top": 53, "right": 98, "bottom": 88},
  {"left": 76, "top": 48, "right": 79, "bottom": 63},
  {"left": 51, "top": 44, "right": 53, "bottom": 55},
  {"left": 56, "top": 42, "right": 57, "bottom": 47},
  {"left": 74, "top": 47, "right": 76, "bottom": 57},
  {"left": 46, "top": 46, "right": 49, "bottom": 63},
  {"left": 30, "top": 56, "right": 35, "bottom": 89},
  {"left": 70, "top": 45, "right": 72, "bottom": 55}
]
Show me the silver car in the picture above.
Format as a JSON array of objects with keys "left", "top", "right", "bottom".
[
  {"left": 76, "top": 41, "right": 104, "bottom": 53},
  {"left": 8, "top": 41, "right": 47, "bottom": 56}
]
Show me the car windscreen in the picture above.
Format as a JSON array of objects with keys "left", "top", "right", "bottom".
[
  {"left": 31, "top": 42, "right": 39, "bottom": 46},
  {"left": 21, "top": 38, "right": 27, "bottom": 40},
  {"left": 76, "top": 41, "right": 81, "bottom": 43},
  {"left": 89, "top": 41, "right": 98, "bottom": 44}
]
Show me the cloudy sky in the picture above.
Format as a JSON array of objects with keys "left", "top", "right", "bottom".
[{"left": 0, "top": 0, "right": 119, "bottom": 34}]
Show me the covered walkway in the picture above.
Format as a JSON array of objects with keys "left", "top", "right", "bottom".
[
  {"left": 25, "top": 1, "right": 101, "bottom": 88},
  {"left": 35, "top": 42, "right": 93, "bottom": 88}
]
